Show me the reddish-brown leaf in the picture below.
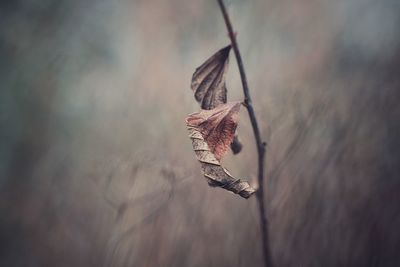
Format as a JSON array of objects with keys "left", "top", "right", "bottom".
[
  {"left": 187, "top": 102, "right": 240, "bottom": 161},
  {"left": 186, "top": 102, "right": 255, "bottom": 198}
]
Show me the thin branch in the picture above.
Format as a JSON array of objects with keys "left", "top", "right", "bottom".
[{"left": 216, "top": 1, "right": 274, "bottom": 267}]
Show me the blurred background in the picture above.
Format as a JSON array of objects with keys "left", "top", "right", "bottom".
[{"left": 1, "top": 0, "right": 399, "bottom": 266}]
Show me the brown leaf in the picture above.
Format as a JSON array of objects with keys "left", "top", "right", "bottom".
[
  {"left": 186, "top": 102, "right": 256, "bottom": 198},
  {"left": 187, "top": 102, "right": 239, "bottom": 160},
  {"left": 191, "top": 45, "right": 231, "bottom": 110}
]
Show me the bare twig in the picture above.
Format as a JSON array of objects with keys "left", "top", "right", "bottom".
[{"left": 216, "top": 1, "right": 274, "bottom": 266}]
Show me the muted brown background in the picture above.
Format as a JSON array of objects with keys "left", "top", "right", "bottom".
[{"left": 1, "top": 0, "right": 400, "bottom": 266}]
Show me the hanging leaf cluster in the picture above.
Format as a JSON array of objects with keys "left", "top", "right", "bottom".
[
  {"left": 191, "top": 46, "right": 242, "bottom": 154},
  {"left": 187, "top": 46, "right": 256, "bottom": 199}
]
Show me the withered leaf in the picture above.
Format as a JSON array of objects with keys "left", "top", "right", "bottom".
[
  {"left": 187, "top": 102, "right": 239, "bottom": 161},
  {"left": 191, "top": 45, "right": 231, "bottom": 110},
  {"left": 191, "top": 45, "right": 243, "bottom": 154},
  {"left": 186, "top": 102, "right": 256, "bottom": 198}
]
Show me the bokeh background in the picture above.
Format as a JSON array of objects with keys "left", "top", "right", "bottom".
[{"left": 1, "top": 0, "right": 400, "bottom": 266}]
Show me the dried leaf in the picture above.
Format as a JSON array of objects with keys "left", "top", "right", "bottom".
[
  {"left": 187, "top": 102, "right": 239, "bottom": 160},
  {"left": 191, "top": 45, "right": 243, "bottom": 154},
  {"left": 186, "top": 102, "right": 256, "bottom": 198},
  {"left": 191, "top": 45, "right": 231, "bottom": 110}
]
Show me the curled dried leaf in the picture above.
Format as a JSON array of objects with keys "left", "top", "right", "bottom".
[
  {"left": 191, "top": 45, "right": 231, "bottom": 110},
  {"left": 186, "top": 102, "right": 256, "bottom": 198},
  {"left": 187, "top": 102, "right": 239, "bottom": 160}
]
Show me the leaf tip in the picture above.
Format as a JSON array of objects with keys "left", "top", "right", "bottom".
[{"left": 220, "top": 44, "right": 232, "bottom": 57}]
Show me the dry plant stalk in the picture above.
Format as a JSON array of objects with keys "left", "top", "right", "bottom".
[{"left": 186, "top": 1, "right": 274, "bottom": 266}]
